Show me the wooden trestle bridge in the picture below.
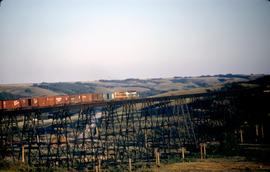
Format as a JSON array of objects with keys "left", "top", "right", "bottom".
[{"left": 0, "top": 89, "right": 269, "bottom": 170}]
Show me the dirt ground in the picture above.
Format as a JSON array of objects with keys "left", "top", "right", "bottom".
[{"left": 150, "top": 157, "right": 270, "bottom": 172}]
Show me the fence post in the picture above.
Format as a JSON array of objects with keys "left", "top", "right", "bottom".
[
  {"left": 200, "top": 143, "right": 203, "bottom": 159},
  {"left": 155, "top": 148, "right": 160, "bottom": 167},
  {"left": 129, "top": 158, "right": 132, "bottom": 171},
  {"left": 22, "top": 144, "right": 25, "bottom": 163},
  {"left": 261, "top": 125, "right": 264, "bottom": 139},
  {"left": 181, "top": 147, "right": 185, "bottom": 159},
  {"left": 98, "top": 158, "right": 101, "bottom": 172},
  {"left": 240, "top": 129, "right": 243, "bottom": 144},
  {"left": 203, "top": 143, "right": 206, "bottom": 159},
  {"left": 157, "top": 152, "right": 160, "bottom": 167}
]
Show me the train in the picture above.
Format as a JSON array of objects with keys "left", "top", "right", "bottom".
[{"left": 0, "top": 90, "right": 139, "bottom": 110}]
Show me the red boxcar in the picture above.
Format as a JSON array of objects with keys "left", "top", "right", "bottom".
[
  {"left": 91, "top": 94, "right": 98, "bottom": 101},
  {"left": 0, "top": 100, "right": 3, "bottom": 109},
  {"left": 31, "top": 98, "right": 38, "bottom": 107},
  {"left": 114, "top": 91, "right": 128, "bottom": 100},
  {"left": 2, "top": 100, "right": 21, "bottom": 109},
  {"left": 46, "top": 96, "right": 55, "bottom": 107},
  {"left": 37, "top": 97, "right": 47, "bottom": 107},
  {"left": 81, "top": 94, "right": 92, "bottom": 103},
  {"left": 69, "top": 95, "right": 81, "bottom": 104},
  {"left": 92, "top": 93, "right": 103, "bottom": 102},
  {"left": 97, "top": 93, "right": 103, "bottom": 101},
  {"left": 20, "top": 98, "right": 31, "bottom": 108},
  {"left": 55, "top": 95, "right": 70, "bottom": 105}
]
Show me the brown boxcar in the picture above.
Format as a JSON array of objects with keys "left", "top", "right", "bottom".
[
  {"left": 97, "top": 93, "right": 103, "bottom": 101},
  {"left": 0, "top": 100, "right": 3, "bottom": 109},
  {"left": 46, "top": 96, "right": 55, "bottom": 107},
  {"left": 91, "top": 93, "right": 99, "bottom": 101},
  {"left": 20, "top": 98, "right": 31, "bottom": 108},
  {"left": 69, "top": 95, "right": 81, "bottom": 104},
  {"left": 81, "top": 94, "right": 92, "bottom": 103},
  {"left": 91, "top": 93, "right": 103, "bottom": 102},
  {"left": 31, "top": 98, "right": 38, "bottom": 107},
  {"left": 37, "top": 97, "right": 47, "bottom": 107},
  {"left": 55, "top": 95, "right": 70, "bottom": 105},
  {"left": 2, "top": 100, "right": 21, "bottom": 109},
  {"left": 114, "top": 91, "right": 128, "bottom": 99}
]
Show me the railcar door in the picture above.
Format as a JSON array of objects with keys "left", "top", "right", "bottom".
[{"left": 28, "top": 99, "right": 31, "bottom": 106}]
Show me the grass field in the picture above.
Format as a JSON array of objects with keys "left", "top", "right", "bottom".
[
  {"left": 152, "top": 159, "right": 270, "bottom": 172},
  {"left": 1, "top": 156, "right": 270, "bottom": 172},
  {"left": 0, "top": 74, "right": 261, "bottom": 99}
]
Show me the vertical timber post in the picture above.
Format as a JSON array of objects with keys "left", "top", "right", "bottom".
[
  {"left": 240, "top": 129, "right": 243, "bottom": 144},
  {"left": 255, "top": 124, "right": 259, "bottom": 137},
  {"left": 181, "top": 147, "right": 185, "bottom": 159},
  {"left": 200, "top": 143, "right": 203, "bottom": 159},
  {"left": 255, "top": 124, "right": 259, "bottom": 142},
  {"left": 200, "top": 143, "right": 206, "bottom": 159},
  {"left": 98, "top": 158, "right": 101, "bottom": 172},
  {"left": 155, "top": 148, "right": 160, "bottom": 167},
  {"left": 203, "top": 143, "right": 206, "bottom": 159},
  {"left": 144, "top": 133, "right": 147, "bottom": 148},
  {"left": 22, "top": 144, "right": 25, "bottom": 163},
  {"left": 155, "top": 148, "right": 157, "bottom": 165},
  {"left": 129, "top": 158, "right": 132, "bottom": 172},
  {"left": 157, "top": 152, "right": 160, "bottom": 167},
  {"left": 261, "top": 125, "right": 264, "bottom": 139},
  {"left": 96, "top": 127, "right": 99, "bottom": 136}
]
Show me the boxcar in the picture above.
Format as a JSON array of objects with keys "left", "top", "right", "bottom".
[
  {"left": 91, "top": 94, "right": 98, "bottom": 101},
  {"left": 20, "top": 98, "right": 31, "bottom": 108},
  {"left": 55, "top": 95, "right": 70, "bottom": 105},
  {"left": 97, "top": 93, "right": 104, "bottom": 101},
  {"left": 2, "top": 100, "right": 21, "bottom": 109},
  {"left": 31, "top": 98, "right": 38, "bottom": 107},
  {"left": 37, "top": 97, "right": 47, "bottom": 107},
  {"left": 92, "top": 93, "right": 103, "bottom": 102},
  {"left": 0, "top": 100, "right": 3, "bottom": 109},
  {"left": 103, "top": 93, "right": 115, "bottom": 101},
  {"left": 69, "top": 95, "right": 81, "bottom": 104},
  {"left": 46, "top": 96, "right": 55, "bottom": 107},
  {"left": 114, "top": 91, "right": 128, "bottom": 100},
  {"left": 81, "top": 94, "right": 92, "bottom": 103}
]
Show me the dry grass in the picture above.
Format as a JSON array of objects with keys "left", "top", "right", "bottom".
[
  {"left": 151, "top": 158, "right": 270, "bottom": 172},
  {"left": 152, "top": 87, "right": 215, "bottom": 97},
  {"left": 0, "top": 75, "right": 254, "bottom": 99},
  {"left": 0, "top": 84, "right": 62, "bottom": 97}
]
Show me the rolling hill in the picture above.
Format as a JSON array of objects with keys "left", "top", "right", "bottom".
[{"left": 0, "top": 74, "right": 264, "bottom": 100}]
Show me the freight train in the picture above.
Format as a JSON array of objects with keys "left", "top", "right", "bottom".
[{"left": 0, "top": 91, "right": 139, "bottom": 110}]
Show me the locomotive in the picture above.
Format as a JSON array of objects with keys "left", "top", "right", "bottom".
[{"left": 0, "top": 90, "right": 139, "bottom": 110}]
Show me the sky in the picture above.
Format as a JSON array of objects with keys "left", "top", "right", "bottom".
[{"left": 0, "top": 0, "right": 270, "bottom": 84}]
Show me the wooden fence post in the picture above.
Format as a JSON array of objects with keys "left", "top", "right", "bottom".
[
  {"left": 22, "top": 144, "right": 25, "bottom": 163},
  {"left": 98, "top": 158, "right": 101, "bottom": 172},
  {"left": 155, "top": 148, "right": 160, "bottom": 167},
  {"left": 203, "top": 143, "right": 206, "bottom": 159},
  {"left": 129, "top": 158, "right": 132, "bottom": 171},
  {"left": 200, "top": 143, "right": 203, "bottom": 159},
  {"left": 240, "top": 129, "right": 243, "bottom": 144},
  {"left": 157, "top": 151, "right": 160, "bottom": 167},
  {"left": 261, "top": 125, "right": 264, "bottom": 138},
  {"left": 181, "top": 147, "right": 185, "bottom": 159}
]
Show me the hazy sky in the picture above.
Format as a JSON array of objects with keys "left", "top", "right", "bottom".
[{"left": 0, "top": 0, "right": 270, "bottom": 84}]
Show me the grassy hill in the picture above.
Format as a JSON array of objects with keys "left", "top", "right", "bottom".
[
  {"left": 0, "top": 84, "right": 61, "bottom": 100},
  {"left": 0, "top": 74, "right": 264, "bottom": 100}
]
